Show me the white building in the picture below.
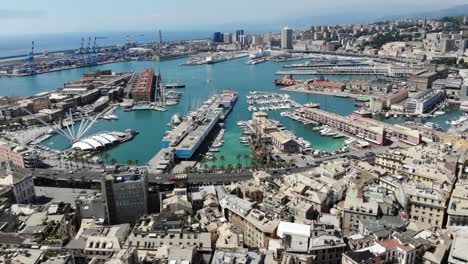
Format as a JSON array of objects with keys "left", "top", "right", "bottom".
[{"left": 0, "top": 169, "right": 35, "bottom": 204}]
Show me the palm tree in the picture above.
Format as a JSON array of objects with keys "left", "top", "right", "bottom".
[
  {"left": 236, "top": 163, "right": 242, "bottom": 171},
  {"left": 110, "top": 158, "right": 117, "bottom": 165},
  {"left": 127, "top": 160, "right": 134, "bottom": 166},
  {"left": 236, "top": 154, "right": 241, "bottom": 167},
  {"left": 57, "top": 153, "right": 62, "bottom": 168},
  {"left": 134, "top": 160, "right": 140, "bottom": 166},
  {"left": 68, "top": 176, "right": 75, "bottom": 193},
  {"left": 210, "top": 164, "right": 217, "bottom": 171},
  {"left": 220, "top": 155, "right": 225, "bottom": 168},
  {"left": 203, "top": 164, "right": 209, "bottom": 172},
  {"left": 226, "top": 164, "right": 233, "bottom": 173},
  {"left": 243, "top": 154, "right": 249, "bottom": 167},
  {"left": 212, "top": 155, "right": 217, "bottom": 166},
  {"left": 101, "top": 153, "right": 110, "bottom": 165}
]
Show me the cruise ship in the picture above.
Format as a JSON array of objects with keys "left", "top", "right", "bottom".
[{"left": 160, "top": 90, "right": 238, "bottom": 159}]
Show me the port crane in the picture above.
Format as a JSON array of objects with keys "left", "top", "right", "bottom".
[{"left": 23, "top": 41, "right": 36, "bottom": 73}]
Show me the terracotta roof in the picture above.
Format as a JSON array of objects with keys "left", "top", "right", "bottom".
[{"left": 378, "top": 239, "right": 413, "bottom": 252}]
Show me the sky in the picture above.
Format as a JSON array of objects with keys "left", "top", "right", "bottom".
[{"left": 1, "top": 0, "right": 467, "bottom": 36}]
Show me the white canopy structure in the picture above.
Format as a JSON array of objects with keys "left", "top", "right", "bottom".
[{"left": 71, "top": 132, "right": 119, "bottom": 150}]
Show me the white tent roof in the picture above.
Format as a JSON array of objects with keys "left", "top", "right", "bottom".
[
  {"left": 90, "top": 135, "right": 111, "bottom": 145},
  {"left": 99, "top": 134, "right": 118, "bottom": 142},
  {"left": 81, "top": 138, "right": 103, "bottom": 149},
  {"left": 72, "top": 141, "right": 94, "bottom": 150}
]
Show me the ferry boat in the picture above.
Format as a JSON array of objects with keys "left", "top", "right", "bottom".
[
  {"left": 166, "top": 99, "right": 179, "bottom": 106},
  {"left": 103, "top": 114, "right": 118, "bottom": 120},
  {"left": 206, "top": 56, "right": 226, "bottom": 64},
  {"left": 164, "top": 83, "right": 186, "bottom": 88}
]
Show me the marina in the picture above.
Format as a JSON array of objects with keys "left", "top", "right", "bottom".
[{"left": 0, "top": 57, "right": 461, "bottom": 167}]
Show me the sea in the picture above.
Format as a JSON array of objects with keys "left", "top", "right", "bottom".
[{"left": 0, "top": 57, "right": 462, "bottom": 167}]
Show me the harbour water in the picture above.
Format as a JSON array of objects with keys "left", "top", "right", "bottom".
[{"left": 0, "top": 57, "right": 462, "bottom": 166}]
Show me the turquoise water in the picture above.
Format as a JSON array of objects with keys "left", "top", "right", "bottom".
[{"left": 0, "top": 57, "right": 462, "bottom": 166}]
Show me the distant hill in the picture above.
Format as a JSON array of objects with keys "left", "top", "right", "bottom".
[{"left": 377, "top": 4, "right": 468, "bottom": 21}]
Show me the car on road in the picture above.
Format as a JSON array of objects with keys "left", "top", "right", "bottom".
[{"left": 155, "top": 176, "right": 161, "bottom": 180}]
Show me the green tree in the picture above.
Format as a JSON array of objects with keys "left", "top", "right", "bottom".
[
  {"left": 220, "top": 155, "right": 225, "bottom": 168},
  {"left": 236, "top": 154, "right": 241, "bottom": 167},
  {"left": 243, "top": 154, "right": 249, "bottom": 167},
  {"left": 210, "top": 164, "right": 217, "bottom": 171},
  {"left": 101, "top": 153, "right": 110, "bottom": 165}
]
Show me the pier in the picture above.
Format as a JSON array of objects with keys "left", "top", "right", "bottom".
[
  {"left": 276, "top": 64, "right": 427, "bottom": 77},
  {"left": 147, "top": 90, "right": 238, "bottom": 173},
  {"left": 283, "top": 63, "right": 369, "bottom": 68}
]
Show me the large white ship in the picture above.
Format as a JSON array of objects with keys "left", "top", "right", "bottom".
[{"left": 460, "top": 101, "right": 468, "bottom": 112}]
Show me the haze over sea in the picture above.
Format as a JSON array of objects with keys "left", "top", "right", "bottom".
[{"left": 0, "top": 30, "right": 212, "bottom": 58}]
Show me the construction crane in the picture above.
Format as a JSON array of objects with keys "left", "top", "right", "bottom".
[
  {"left": 87, "top": 37, "right": 91, "bottom": 54},
  {"left": 93, "top": 37, "right": 97, "bottom": 53},
  {"left": 24, "top": 41, "right": 35, "bottom": 62},
  {"left": 81, "top": 37, "right": 84, "bottom": 54},
  {"left": 159, "top": 30, "right": 163, "bottom": 46}
]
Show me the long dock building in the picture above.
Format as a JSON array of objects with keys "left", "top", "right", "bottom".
[{"left": 296, "top": 106, "right": 421, "bottom": 145}]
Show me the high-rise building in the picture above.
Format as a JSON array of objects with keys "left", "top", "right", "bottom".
[
  {"left": 213, "top": 32, "right": 223, "bottom": 43},
  {"left": 235, "top": 29, "right": 245, "bottom": 42},
  {"left": 223, "top": 32, "right": 232, "bottom": 44},
  {"left": 102, "top": 170, "right": 149, "bottom": 224},
  {"left": 281, "top": 27, "right": 293, "bottom": 49},
  {"left": 239, "top": 35, "right": 247, "bottom": 46},
  {"left": 251, "top": 35, "right": 263, "bottom": 46},
  {"left": 263, "top": 32, "right": 272, "bottom": 47},
  {"left": 441, "top": 38, "right": 456, "bottom": 53}
]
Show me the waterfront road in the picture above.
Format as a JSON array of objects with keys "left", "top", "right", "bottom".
[
  {"left": 27, "top": 168, "right": 254, "bottom": 185},
  {"left": 25, "top": 146, "right": 394, "bottom": 186}
]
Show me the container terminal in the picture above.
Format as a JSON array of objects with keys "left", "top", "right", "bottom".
[{"left": 148, "top": 90, "right": 238, "bottom": 173}]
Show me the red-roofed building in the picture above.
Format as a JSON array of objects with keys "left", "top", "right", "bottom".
[
  {"left": 386, "top": 89, "right": 409, "bottom": 107},
  {"left": 377, "top": 236, "right": 422, "bottom": 264},
  {"left": 307, "top": 80, "right": 345, "bottom": 91},
  {"left": 132, "top": 69, "right": 157, "bottom": 102}
]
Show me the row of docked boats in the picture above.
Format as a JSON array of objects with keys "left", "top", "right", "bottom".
[
  {"left": 313, "top": 125, "right": 346, "bottom": 138},
  {"left": 205, "top": 129, "right": 226, "bottom": 159},
  {"left": 446, "top": 113, "right": 468, "bottom": 127},
  {"left": 248, "top": 104, "right": 294, "bottom": 112}
]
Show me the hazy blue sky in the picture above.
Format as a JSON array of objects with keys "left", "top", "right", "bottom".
[{"left": 1, "top": 0, "right": 467, "bottom": 35}]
